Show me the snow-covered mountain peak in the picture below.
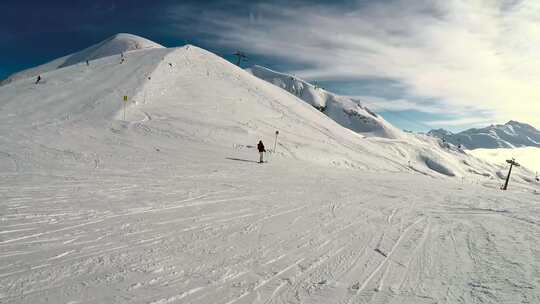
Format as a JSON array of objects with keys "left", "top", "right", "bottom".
[
  {"left": 77, "top": 33, "right": 164, "bottom": 59},
  {"left": 506, "top": 120, "right": 524, "bottom": 126},
  {"left": 504, "top": 120, "right": 537, "bottom": 132},
  {"left": 427, "top": 128, "right": 454, "bottom": 138},
  {"left": 1, "top": 33, "right": 164, "bottom": 85},
  {"left": 428, "top": 121, "right": 540, "bottom": 149}
]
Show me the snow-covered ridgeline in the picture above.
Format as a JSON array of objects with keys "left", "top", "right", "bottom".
[
  {"left": 247, "top": 65, "right": 403, "bottom": 139},
  {"left": 428, "top": 120, "right": 540, "bottom": 149}
]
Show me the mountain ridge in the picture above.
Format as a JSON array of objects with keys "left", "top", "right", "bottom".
[
  {"left": 428, "top": 121, "right": 540, "bottom": 149},
  {"left": 246, "top": 65, "right": 403, "bottom": 139},
  {"left": 1, "top": 33, "right": 164, "bottom": 86}
]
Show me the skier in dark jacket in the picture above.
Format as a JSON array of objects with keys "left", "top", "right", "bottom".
[
  {"left": 257, "top": 140, "right": 266, "bottom": 163},
  {"left": 35, "top": 75, "right": 41, "bottom": 84}
]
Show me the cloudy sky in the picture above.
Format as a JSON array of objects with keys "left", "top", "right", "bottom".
[{"left": 2, "top": 0, "right": 539, "bottom": 132}]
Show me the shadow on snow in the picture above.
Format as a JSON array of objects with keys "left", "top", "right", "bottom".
[{"left": 225, "top": 157, "right": 260, "bottom": 164}]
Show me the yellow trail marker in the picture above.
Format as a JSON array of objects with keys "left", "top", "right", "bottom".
[{"left": 122, "top": 96, "right": 128, "bottom": 120}]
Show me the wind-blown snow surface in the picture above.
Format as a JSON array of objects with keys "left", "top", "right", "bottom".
[
  {"left": 2, "top": 160, "right": 540, "bottom": 304},
  {"left": 1, "top": 37, "right": 539, "bottom": 303}
]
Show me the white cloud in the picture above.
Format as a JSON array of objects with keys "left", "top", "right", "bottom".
[
  {"left": 469, "top": 147, "right": 540, "bottom": 172},
  {"left": 169, "top": 0, "right": 540, "bottom": 129},
  {"left": 426, "top": 117, "right": 496, "bottom": 127},
  {"left": 354, "top": 95, "right": 454, "bottom": 114}
]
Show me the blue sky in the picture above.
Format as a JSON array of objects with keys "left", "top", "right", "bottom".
[{"left": 2, "top": 0, "right": 539, "bottom": 132}]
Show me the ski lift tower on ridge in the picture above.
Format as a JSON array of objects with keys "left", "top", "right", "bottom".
[
  {"left": 501, "top": 158, "right": 520, "bottom": 190},
  {"left": 233, "top": 51, "right": 248, "bottom": 67}
]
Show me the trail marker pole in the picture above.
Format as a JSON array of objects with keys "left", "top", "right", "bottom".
[
  {"left": 502, "top": 158, "right": 520, "bottom": 190},
  {"left": 273, "top": 130, "right": 279, "bottom": 153},
  {"left": 123, "top": 95, "right": 128, "bottom": 120}
]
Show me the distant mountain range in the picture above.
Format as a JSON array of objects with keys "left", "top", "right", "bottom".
[{"left": 428, "top": 121, "right": 540, "bottom": 149}]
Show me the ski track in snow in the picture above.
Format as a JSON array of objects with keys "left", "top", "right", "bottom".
[{"left": 1, "top": 163, "right": 539, "bottom": 304}]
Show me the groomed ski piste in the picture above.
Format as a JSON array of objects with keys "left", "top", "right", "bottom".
[{"left": 1, "top": 34, "right": 539, "bottom": 304}]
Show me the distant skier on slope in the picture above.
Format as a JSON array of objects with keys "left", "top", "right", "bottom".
[
  {"left": 257, "top": 140, "right": 266, "bottom": 163},
  {"left": 35, "top": 75, "right": 41, "bottom": 84}
]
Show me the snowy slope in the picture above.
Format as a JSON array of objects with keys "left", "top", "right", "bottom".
[
  {"left": 0, "top": 35, "right": 533, "bottom": 181},
  {"left": 0, "top": 40, "right": 499, "bottom": 179},
  {"left": 428, "top": 120, "right": 540, "bottom": 149},
  {"left": 247, "top": 65, "right": 403, "bottom": 139},
  {"left": 0, "top": 45, "right": 399, "bottom": 173},
  {"left": 1, "top": 34, "right": 539, "bottom": 304},
  {"left": 245, "top": 65, "right": 536, "bottom": 181},
  {"left": 0, "top": 33, "right": 164, "bottom": 85}
]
